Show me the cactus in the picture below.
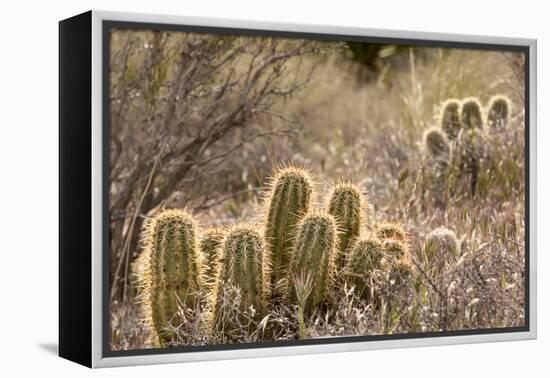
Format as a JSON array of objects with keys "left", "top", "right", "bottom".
[
  {"left": 381, "top": 239, "right": 413, "bottom": 286},
  {"left": 424, "top": 227, "right": 459, "bottom": 270},
  {"left": 290, "top": 211, "right": 338, "bottom": 312},
  {"left": 215, "top": 224, "right": 270, "bottom": 312},
  {"left": 199, "top": 228, "right": 225, "bottom": 283},
  {"left": 375, "top": 222, "right": 407, "bottom": 242},
  {"left": 263, "top": 166, "right": 313, "bottom": 299},
  {"left": 343, "top": 238, "right": 384, "bottom": 300},
  {"left": 440, "top": 99, "right": 461, "bottom": 140},
  {"left": 424, "top": 127, "right": 450, "bottom": 157},
  {"left": 327, "top": 182, "right": 363, "bottom": 268},
  {"left": 461, "top": 97, "right": 484, "bottom": 129},
  {"left": 423, "top": 128, "right": 450, "bottom": 207},
  {"left": 140, "top": 209, "right": 203, "bottom": 346},
  {"left": 457, "top": 128, "right": 483, "bottom": 197},
  {"left": 487, "top": 95, "right": 511, "bottom": 128}
]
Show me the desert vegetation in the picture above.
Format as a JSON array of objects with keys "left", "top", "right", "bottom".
[{"left": 109, "top": 28, "right": 525, "bottom": 350}]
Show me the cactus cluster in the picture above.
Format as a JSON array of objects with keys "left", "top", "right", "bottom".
[{"left": 135, "top": 166, "right": 463, "bottom": 345}]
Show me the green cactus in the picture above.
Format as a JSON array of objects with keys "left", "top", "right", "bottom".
[
  {"left": 290, "top": 211, "right": 338, "bottom": 312},
  {"left": 457, "top": 128, "right": 484, "bottom": 197},
  {"left": 461, "top": 97, "right": 484, "bottom": 129},
  {"left": 424, "top": 127, "right": 450, "bottom": 157},
  {"left": 375, "top": 222, "right": 407, "bottom": 242},
  {"left": 381, "top": 239, "right": 413, "bottom": 286},
  {"left": 487, "top": 95, "right": 511, "bottom": 128},
  {"left": 423, "top": 227, "right": 459, "bottom": 270},
  {"left": 215, "top": 224, "right": 270, "bottom": 312},
  {"left": 327, "top": 182, "right": 363, "bottom": 268},
  {"left": 343, "top": 238, "right": 383, "bottom": 300},
  {"left": 423, "top": 128, "right": 450, "bottom": 207},
  {"left": 440, "top": 99, "right": 461, "bottom": 140},
  {"left": 140, "top": 209, "right": 204, "bottom": 347},
  {"left": 263, "top": 166, "right": 313, "bottom": 299},
  {"left": 199, "top": 228, "right": 225, "bottom": 284}
]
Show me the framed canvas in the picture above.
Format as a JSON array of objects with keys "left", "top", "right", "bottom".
[{"left": 59, "top": 10, "right": 537, "bottom": 368}]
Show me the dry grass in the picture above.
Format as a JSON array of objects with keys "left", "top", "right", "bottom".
[{"left": 110, "top": 40, "right": 525, "bottom": 350}]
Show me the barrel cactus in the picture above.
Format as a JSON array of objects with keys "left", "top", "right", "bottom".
[
  {"left": 375, "top": 222, "right": 407, "bottom": 242},
  {"left": 423, "top": 128, "right": 450, "bottom": 207},
  {"left": 461, "top": 97, "right": 484, "bottom": 129},
  {"left": 263, "top": 166, "right": 313, "bottom": 299},
  {"left": 487, "top": 95, "right": 511, "bottom": 128},
  {"left": 199, "top": 227, "right": 225, "bottom": 285},
  {"left": 343, "top": 237, "right": 384, "bottom": 300},
  {"left": 457, "top": 128, "right": 484, "bottom": 196},
  {"left": 327, "top": 182, "right": 363, "bottom": 268},
  {"left": 214, "top": 224, "right": 270, "bottom": 312},
  {"left": 290, "top": 211, "right": 338, "bottom": 312},
  {"left": 140, "top": 209, "right": 204, "bottom": 346},
  {"left": 440, "top": 99, "right": 461, "bottom": 140}
]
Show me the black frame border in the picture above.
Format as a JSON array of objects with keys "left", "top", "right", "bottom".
[{"left": 101, "top": 19, "right": 531, "bottom": 359}]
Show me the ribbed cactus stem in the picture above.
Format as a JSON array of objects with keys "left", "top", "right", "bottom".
[
  {"left": 327, "top": 182, "right": 363, "bottom": 268},
  {"left": 424, "top": 127, "right": 450, "bottom": 157},
  {"left": 458, "top": 128, "right": 483, "bottom": 197},
  {"left": 216, "top": 224, "right": 270, "bottom": 311},
  {"left": 440, "top": 99, "right": 461, "bottom": 140},
  {"left": 424, "top": 227, "right": 459, "bottom": 269},
  {"left": 140, "top": 209, "right": 203, "bottom": 346},
  {"left": 290, "top": 211, "right": 337, "bottom": 312},
  {"left": 263, "top": 166, "right": 313, "bottom": 298},
  {"left": 199, "top": 228, "right": 225, "bottom": 283},
  {"left": 487, "top": 95, "right": 511, "bottom": 128},
  {"left": 344, "top": 238, "right": 383, "bottom": 300},
  {"left": 461, "top": 97, "right": 484, "bottom": 129}
]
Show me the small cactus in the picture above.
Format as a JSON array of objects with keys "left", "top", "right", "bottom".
[
  {"left": 487, "top": 95, "right": 511, "bottom": 128},
  {"left": 215, "top": 224, "right": 270, "bottom": 312},
  {"left": 457, "top": 128, "right": 484, "bottom": 197},
  {"left": 423, "top": 128, "right": 450, "bottom": 207},
  {"left": 424, "top": 227, "right": 459, "bottom": 270},
  {"left": 461, "top": 97, "right": 484, "bottom": 129},
  {"left": 140, "top": 209, "right": 204, "bottom": 346},
  {"left": 381, "top": 238, "right": 409, "bottom": 260},
  {"left": 343, "top": 238, "right": 384, "bottom": 300},
  {"left": 375, "top": 222, "right": 407, "bottom": 242},
  {"left": 424, "top": 127, "right": 450, "bottom": 157},
  {"left": 263, "top": 166, "right": 313, "bottom": 299},
  {"left": 381, "top": 239, "right": 413, "bottom": 286},
  {"left": 327, "top": 182, "right": 363, "bottom": 268},
  {"left": 290, "top": 211, "right": 338, "bottom": 312},
  {"left": 440, "top": 99, "right": 461, "bottom": 140},
  {"left": 199, "top": 227, "right": 225, "bottom": 283}
]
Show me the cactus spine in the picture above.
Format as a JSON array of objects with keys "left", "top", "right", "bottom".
[
  {"left": 327, "top": 182, "right": 363, "bottom": 268},
  {"left": 461, "top": 97, "right": 484, "bottom": 129},
  {"left": 290, "top": 211, "right": 338, "bottom": 312},
  {"left": 487, "top": 95, "right": 511, "bottom": 128},
  {"left": 140, "top": 209, "right": 203, "bottom": 346},
  {"left": 344, "top": 237, "right": 383, "bottom": 300},
  {"left": 263, "top": 166, "right": 313, "bottom": 298},
  {"left": 216, "top": 224, "right": 270, "bottom": 311},
  {"left": 440, "top": 99, "right": 461, "bottom": 140}
]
